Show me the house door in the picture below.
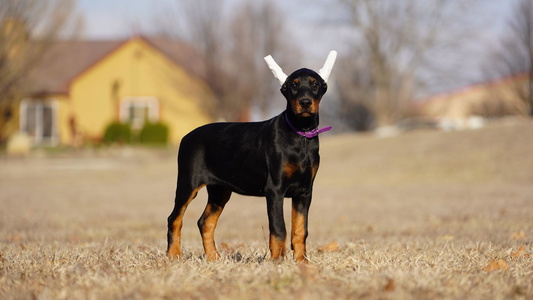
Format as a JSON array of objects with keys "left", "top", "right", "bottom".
[{"left": 20, "top": 99, "right": 58, "bottom": 145}]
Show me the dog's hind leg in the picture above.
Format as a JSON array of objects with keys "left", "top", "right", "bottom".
[
  {"left": 198, "top": 186, "right": 232, "bottom": 261},
  {"left": 167, "top": 181, "right": 206, "bottom": 260}
]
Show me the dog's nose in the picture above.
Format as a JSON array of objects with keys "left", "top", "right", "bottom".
[{"left": 299, "top": 98, "right": 312, "bottom": 108}]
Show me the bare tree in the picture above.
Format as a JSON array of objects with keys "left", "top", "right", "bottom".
[
  {"left": 227, "top": 1, "right": 291, "bottom": 120},
  {"left": 0, "top": 0, "right": 81, "bottom": 105},
  {"left": 337, "top": 0, "right": 473, "bottom": 127},
  {"left": 166, "top": 0, "right": 235, "bottom": 119},
  {"left": 158, "top": 0, "right": 291, "bottom": 121},
  {"left": 482, "top": 0, "right": 533, "bottom": 116},
  {"left": 0, "top": 0, "right": 81, "bottom": 143}
]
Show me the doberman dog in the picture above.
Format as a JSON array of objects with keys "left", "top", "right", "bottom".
[{"left": 166, "top": 67, "right": 331, "bottom": 263}]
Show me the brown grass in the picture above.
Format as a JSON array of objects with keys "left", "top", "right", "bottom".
[{"left": 1, "top": 117, "right": 532, "bottom": 299}]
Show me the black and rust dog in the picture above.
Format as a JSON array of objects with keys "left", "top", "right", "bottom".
[{"left": 167, "top": 54, "right": 336, "bottom": 262}]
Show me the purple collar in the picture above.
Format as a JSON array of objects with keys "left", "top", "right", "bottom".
[{"left": 284, "top": 113, "right": 332, "bottom": 138}]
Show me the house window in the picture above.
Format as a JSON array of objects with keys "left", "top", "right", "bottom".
[
  {"left": 20, "top": 99, "right": 58, "bottom": 145},
  {"left": 119, "top": 97, "right": 159, "bottom": 129}
]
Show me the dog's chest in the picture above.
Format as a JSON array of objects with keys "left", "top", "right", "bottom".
[
  {"left": 282, "top": 156, "right": 318, "bottom": 197},
  {"left": 281, "top": 141, "right": 320, "bottom": 183},
  {"left": 283, "top": 158, "right": 318, "bottom": 179}
]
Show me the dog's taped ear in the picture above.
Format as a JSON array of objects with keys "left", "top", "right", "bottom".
[
  {"left": 264, "top": 50, "right": 337, "bottom": 84},
  {"left": 265, "top": 51, "right": 336, "bottom": 99},
  {"left": 318, "top": 50, "right": 337, "bottom": 83},
  {"left": 264, "top": 55, "right": 287, "bottom": 86},
  {"left": 321, "top": 79, "right": 328, "bottom": 94},
  {"left": 280, "top": 77, "right": 290, "bottom": 99}
]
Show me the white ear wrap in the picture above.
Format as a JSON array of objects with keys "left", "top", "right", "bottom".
[
  {"left": 318, "top": 50, "right": 337, "bottom": 83},
  {"left": 264, "top": 51, "right": 337, "bottom": 85},
  {"left": 264, "top": 55, "right": 288, "bottom": 86}
]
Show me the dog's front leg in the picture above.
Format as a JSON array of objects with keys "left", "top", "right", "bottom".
[
  {"left": 291, "top": 194, "right": 311, "bottom": 263},
  {"left": 266, "top": 192, "right": 287, "bottom": 260}
]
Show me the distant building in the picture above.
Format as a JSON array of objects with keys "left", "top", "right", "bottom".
[
  {"left": 2, "top": 36, "right": 215, "bottom": 146},
  {"left": 420, "top": 74, "right": 530, "bottom": 130}
]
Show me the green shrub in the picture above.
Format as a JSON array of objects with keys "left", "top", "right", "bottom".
[
  {"left": 139, "top": 122, "right": 169, "bottom": 145},
  {"left": 103, "top": 122, "right": 131, "bottom": 144}
]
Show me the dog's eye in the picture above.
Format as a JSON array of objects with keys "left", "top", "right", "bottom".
[
  {"left": 311, "top": 81, "right": 319, "bottom": 89},
  {"left": 290, "top": 82, "right": 298, "bottom": 90}
]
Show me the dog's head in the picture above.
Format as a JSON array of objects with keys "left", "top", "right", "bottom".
[{"left": 281, "top": 68, "right": 327, "bottom": 117}]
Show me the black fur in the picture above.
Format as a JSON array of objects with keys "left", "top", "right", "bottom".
[{"left": 167, "top": 68, "right": 328, "bottom": 262}]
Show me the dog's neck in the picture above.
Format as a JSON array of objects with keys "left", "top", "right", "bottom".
[
  {"left": 284, "top": 111, "right": 332, "bottom": 138},
  {"left": 285, "top": 110, "right": 318, "bottom": 131}
]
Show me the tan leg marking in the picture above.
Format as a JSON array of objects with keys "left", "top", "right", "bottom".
[
  {"left": 167, "top": 184, "right": 206, "bottom": 260},
  {"left": 291, "top": 207, "right": 308, "bottom": 263},
  {"left": 311, "top": 164, "right": 319, "bottom": 180},
  {"left": 269, "top": 234, "right": 287, "bottom": 260},
  {"left": 200, "top": 203, "right": 224, "bottom": 261}
]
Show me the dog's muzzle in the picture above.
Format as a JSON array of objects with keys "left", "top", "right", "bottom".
[{"left": 298, "top": 98, "right": 312, "bottom": 109}]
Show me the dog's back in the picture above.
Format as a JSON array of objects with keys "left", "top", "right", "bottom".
[{"left": 177, "top": 118, "right": 278, "bottom": 196}]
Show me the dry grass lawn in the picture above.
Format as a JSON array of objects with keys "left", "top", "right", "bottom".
[{"left": 1, "top": 117, "right": 532, "bottom": 299}]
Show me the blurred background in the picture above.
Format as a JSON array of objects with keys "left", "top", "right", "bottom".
[
  {"left": 1, "top": 4, "right": 532, "bottom": 298},
  {"left": 0, "top": 0, "right": 532, "bottom": 152}
]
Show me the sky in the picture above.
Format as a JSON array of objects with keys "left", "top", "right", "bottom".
[
  {"left": 76, "top": 0, "right": 517, "bottom": 94},
  {"left": 77, "top": 0, "right": 514, "bottom": 39},
  {"left": 76, "top": 0, "right": 515, "bottom": 58},
  {"left": 77, "top": 0, "right": 173, "bottom": 39}
]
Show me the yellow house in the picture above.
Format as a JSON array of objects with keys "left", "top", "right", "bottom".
[
  {"left": 420, "top": 73, "right": 530, "bottom": 129},
  {"left": 11, "top": 36, "right": 214, "bottom": 146}
]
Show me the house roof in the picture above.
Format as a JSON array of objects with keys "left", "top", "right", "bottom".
[
  {"left": 26, "top": 40, "right": 122, "bottom": 95},
  {"left": 26, "top": 37, "right": 207, "bottom": 96},
  {"left": 419, "top": 72, "right": 529, "bottom": 106},
  {"left": 419, "top": 73, "right": 530, "bottom": 119},
  {"left": 144, "top": 37, "right": 207, "bottom": 80}
]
